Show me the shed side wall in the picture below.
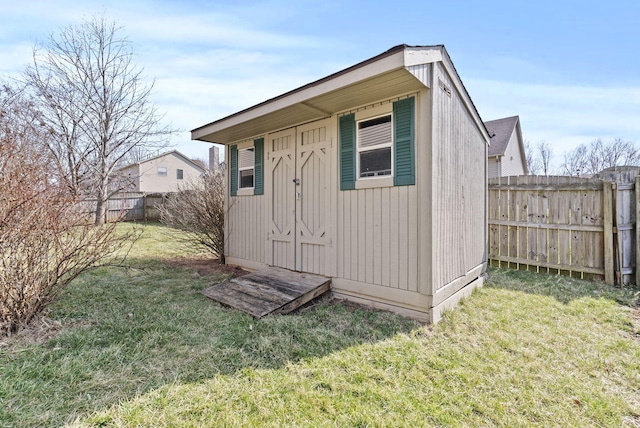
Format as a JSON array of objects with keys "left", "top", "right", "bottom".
[{"left": 431, "top": 63, "right": 487, "bottom": 292}]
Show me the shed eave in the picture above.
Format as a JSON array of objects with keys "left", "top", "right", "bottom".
[{"left": 192, "top": 46, "right": 443, "bottom": 144}]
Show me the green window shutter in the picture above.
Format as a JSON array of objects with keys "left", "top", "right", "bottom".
[
  {"left": 230, "top": 144, "right": 238, "bottom": 196},
  {"left": 393, "top": 97, "right": 415, "bottom": 186},
  {"left": 253, "top": 138, "right": 264, "bottom": 195},
  {"left": 339, "top": 114, "right": 356, "bottom": 190}
]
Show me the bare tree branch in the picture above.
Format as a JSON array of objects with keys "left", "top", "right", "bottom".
[
  {"left": 157, "top": 169, "right": 228, "bottom": 263},
  {"left": 25, "top": 15, "right": 176, "bottom": 224}
]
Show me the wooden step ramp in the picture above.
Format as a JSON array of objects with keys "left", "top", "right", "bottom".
[{"left": 201, "top": 267, "right": 331, "bottom": 318}]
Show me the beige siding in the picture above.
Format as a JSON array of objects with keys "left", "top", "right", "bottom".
[
  {"left": 431, "top": 63, "right": 487, "bottom": 292},
  {"left": 227, "top": 195, "right": 267, "bottom": 264},
  {"left": 335, "top": 94, "right": 421, "bottom": 292},
  {"left": 488, "top": 157, "right": 501, "bottom": 179},
  {"left": 501, "top": 129, "right": 526, "bottom": 176},
  {"left": 337, "top": 185, "right": 419, "bottom": 291},
  {"left": 138, "top": 152, "right": 203, "bottom": 193}
]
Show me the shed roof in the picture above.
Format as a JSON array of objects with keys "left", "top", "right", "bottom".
[
  {"left": 484, "top": 115, "right": 520, "bottom": 157},
  {"left": 192, "top": 44, "right": 490, "bottom": 144}
]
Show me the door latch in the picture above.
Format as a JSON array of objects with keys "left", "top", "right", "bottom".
[{"left": 292, "top": 178, "right": 300, "bottom": 185}]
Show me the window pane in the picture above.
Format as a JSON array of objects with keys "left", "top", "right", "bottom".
[
  {"left": 239, "top": 148, "right": 255, "bottom": 169},
  {"left": 157, "top": 167, "right": 167, "bottom": 176},
  {"left": 240, "top": 169, "right": 254, "bottom": 188},
  {"left": 358, "top": 115, "right": 391, "bottom": 148},
  {"left": 359, "top": 147, "right": 391, "bottom": 177},
  {"left": 177, "top": 169, "right": 184, "bottom": 180}
]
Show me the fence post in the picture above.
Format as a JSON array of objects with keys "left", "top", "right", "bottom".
[
  {"left": 143, "top": 193, "right": 148, "bottom": 222},
  {"left": 603, "top": 181, "right": 615, "bottom": 285}
]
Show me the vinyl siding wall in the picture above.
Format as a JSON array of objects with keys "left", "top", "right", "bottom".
[
  {"left": 226, "top": 137, "right": 267, "bottom": 266},
  {"left": 138, "top": 153, "right": 203, "bottom": 193},
  {"left": 226, "top": 195, "right": 267, "bottom": 265},
  {"left": 501, "top": 128, "right": 526, "bottom": 176},
  {"left": 430, "top": 63, "right": 487, "bottom": 293},
  {"left": 335, "top": 95, "right": 420, "bottom": 293},
  {"left": 488, "top": 157, "right": 501, "bottom": 179}
]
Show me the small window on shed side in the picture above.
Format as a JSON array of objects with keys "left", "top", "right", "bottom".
[
  {"left": 177, "top": 169, "right": 184, "bottom": 180},
  {"left": 238, "top": 147, "right": 255, "bottom": 189},
  {"left": 357, "top": 115, "right": 392, "bottom": 178},
  {"left": 157, "top": 166, "right": 167, "bottom": 176}
]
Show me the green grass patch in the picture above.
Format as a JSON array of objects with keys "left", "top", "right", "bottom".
[{"left": 1, "top": 224, "right": 639, "bottom": 427}]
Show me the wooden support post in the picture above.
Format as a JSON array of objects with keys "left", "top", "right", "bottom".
[
  {"left": 143, "top": 193, "right": 148, "bottom": 222},
  {"left": 603, "top": 181, "right": 615, "bottom": 285}
]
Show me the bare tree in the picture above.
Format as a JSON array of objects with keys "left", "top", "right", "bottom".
[
  {"left": 560, "top": 144, "right": 588, "bottom": 176},
  {"left": 561, "top": 138, "right": 640, "bottom": 176},
  {"left": 158, "top": 169, "right": 227, "bottom": 262},
  {"left": 524, "top": 140, "right": 541, "bottom": 175},
  {"left": 0, "top": 84, "right": 134, "bottom": 335},
  {"left": 25, "top": 15, "right": 174, "bottom": 225},
  {"left": 538, "top": 141, "right": 553, "bottom": 176}
]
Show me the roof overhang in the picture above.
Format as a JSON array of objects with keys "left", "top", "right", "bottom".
[{"left": 191, "top": 45, "right": 446, "bottom": 144}]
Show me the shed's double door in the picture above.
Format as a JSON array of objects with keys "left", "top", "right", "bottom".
[{"left": 267, "top": 119, "right": 333, "bottom": 275}]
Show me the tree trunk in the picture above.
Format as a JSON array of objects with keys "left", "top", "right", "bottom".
[{"left": 94, "top": 197, "right": 106, "bottom": 226}]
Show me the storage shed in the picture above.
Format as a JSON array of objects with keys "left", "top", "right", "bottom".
[{"left": 192, "top": 45, "right": 489, "bottom": 322}]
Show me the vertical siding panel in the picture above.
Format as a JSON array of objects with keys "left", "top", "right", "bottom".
[
  {"left": 357, "top": 190, "right": 366, "bottom": 282},
  {"left": 365, "top": 188, "right": 374, "bottom": 284},
  {"left": 350, "top": 191, "right": 359, "bottom": 280},
  {"left": 389, "top": 189, "right": 400, "bottom": 288},
  {"left": 373, "top": 188, "right": 382, "bottom": 285},
  {"left": 408, "top": 185, "right": 418, "bottom": 292},
  {"left": 381, "top": 187, "right": 391, "bottom": 286},
  {"left": 398, "top": 186, "right": 409, "bottom": 290}
]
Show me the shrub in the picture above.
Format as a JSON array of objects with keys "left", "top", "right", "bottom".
[
  {"left": 158, "top": 168, "right": 227, "bottom": 262},
  {"left": 0, "top": 85, "right": 132, "bottom": 335}
]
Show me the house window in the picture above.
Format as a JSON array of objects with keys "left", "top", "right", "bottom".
[
  {"left": 339, "top": 96, "right": 415, "bottom": 190},
  {"left": 177, "top": 169, "right": 184, "bottom": 180},
  {"left": 238, "top": 147, "right": 255, "bottom": 188},
  {"left": 157, "top": 166, "right": 167, "bottom": 176},
  {"left": 357, "top": 115, "right": 392, "bottom": 178}
]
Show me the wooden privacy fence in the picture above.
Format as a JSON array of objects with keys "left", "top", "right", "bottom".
[
  {"left": 83, "top": 192, "right": 167, "bottom": 223},
  {"left": 488, "top": 169, "right": 640, "bottom": 286}
]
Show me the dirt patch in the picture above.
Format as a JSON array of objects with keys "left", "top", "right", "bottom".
[
  {"left": 164, "top": 256, "right": 249, "bottom": 279},
  {"left": 0, "top": 314, "right": 65, "bottom": 351}
]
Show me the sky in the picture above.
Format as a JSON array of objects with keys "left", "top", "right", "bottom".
[{"left": 1, "top": 0, "right": 639, "bottom": 169}]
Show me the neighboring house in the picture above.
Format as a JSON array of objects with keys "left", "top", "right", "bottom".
[
  {"left": 484, "top": 115, "right": 528, "bottom": 178},
  {"left": 191, "top": 44, "right": 490, "bottom": 323},
  {"left": 113, "top": 150, "right": 206, "bottom": 193}
]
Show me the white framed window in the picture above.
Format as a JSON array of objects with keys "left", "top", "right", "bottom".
[
  {"left": 238, "top": 147, "right": 255, "bottom": 188},
  {"left": 157, "top": 166, "right": 167, "bottom": 176},
  {"left": 177, "top": 169, "right": 184, "bottom": 180},
  {"left": 357, "top": 114, "right": 393, "bottom": 178}
]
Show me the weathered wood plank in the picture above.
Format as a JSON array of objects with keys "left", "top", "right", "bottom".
[{"left": 201, "top": 267, "right": 331, "bottom": 319}]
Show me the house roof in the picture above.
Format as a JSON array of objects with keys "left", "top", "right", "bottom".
[
  {"left": 192, "top": 44, "right": 490, "bottom": 145},
  {"left": 484, "top": 116, "right": 520, "bottom": 157},
  {"left": 116, "top": 150, "right": 207, "bottom": 173}
]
